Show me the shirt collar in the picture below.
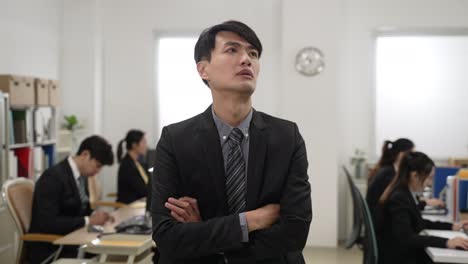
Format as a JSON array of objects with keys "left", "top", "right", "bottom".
[
  {"left": 67, "top": 156, "right": 81, "bottom": 181},
  {"left": 211, "top": 106, "right": 252, "bottom": 143}
]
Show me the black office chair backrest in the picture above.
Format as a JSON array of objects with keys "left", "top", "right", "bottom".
[
  {"left": 343, "top": 166, "right": 363, "bottom": 249},
  {"left": 343, "top": 166, "right": 378, "bottom": 264},
  {"left": 356, "top": 184, "right": 378, "bottom": 264}
]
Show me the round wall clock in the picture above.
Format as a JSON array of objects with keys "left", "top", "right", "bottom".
[{"left": 295, "top": 47, "right": 325, "bottom": 76}]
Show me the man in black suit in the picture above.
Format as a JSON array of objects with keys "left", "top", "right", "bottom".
[
  {"left": 152, "top": 21, "right": 312, "bottom": 264},
  {"left": 28, "top": 135, "right": 114, "bottom": 263}
]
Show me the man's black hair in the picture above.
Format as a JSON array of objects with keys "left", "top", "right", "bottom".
[
  {"left": 194, "top": 20, "right": 262, "bottom": 86},
  {"left": 76, "top": 135, "right": 114, "bottom": 166}
]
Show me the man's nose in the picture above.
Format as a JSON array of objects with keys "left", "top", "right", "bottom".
[{"left": 240, "top": 51, "right": 252, "bottom": 66}]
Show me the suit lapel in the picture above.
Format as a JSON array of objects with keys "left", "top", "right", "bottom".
[
  {"left": 246, "top": 110, "right": 267, "bottom": 210},
  {"left": 197, "top": 107, "right": 268, "bottom": 212},
  {"left": 60, "top": 158, "right": 81, "bottom": 203},
  {"left": 198, "top": 106, "right": 228, "bottom": 213}
]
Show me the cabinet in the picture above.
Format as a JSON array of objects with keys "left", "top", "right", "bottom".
[
  {"left": 0, "top": 77, "right": 59, "bottom": 185},
  {"left": 7, "top": 106, "right": 57, "bottom": 180}
]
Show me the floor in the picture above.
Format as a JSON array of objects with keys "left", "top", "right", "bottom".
[{"left": 303, "top": 246, "right": 362, "bottom": 264}]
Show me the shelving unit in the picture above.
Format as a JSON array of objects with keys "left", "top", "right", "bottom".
[
  {"left": 0, "top": 74, "right": 60, "bottom": 264},
  {"left": 0, "top": 75, "right": 59, "bottom": 182},
  {"left": 5, "top": 107, "right": 57, "bottom": 180}
]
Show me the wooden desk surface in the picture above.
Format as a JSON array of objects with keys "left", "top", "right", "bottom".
[{"left": 54, "top": 205, "right": 146, "bottom": 246}]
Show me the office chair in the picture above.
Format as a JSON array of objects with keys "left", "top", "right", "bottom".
[
  {"left": 343, "top": 166, "right": 363, "bottom": 249},
  {"left": 356, "top": 185, "right": 378, "bottom": 264},
  {"left": 2, "top": 178, "right": 62, "bottom": 264},
  {"left": 87, "top": 176, "right": 126, "bottom": 209},
  {"left": 342, "top": 166, "right": 378, "bottom": 264}
]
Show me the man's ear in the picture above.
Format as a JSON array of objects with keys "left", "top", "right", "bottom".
[
  {"left": 197, "top": 61, "right": 210, "bottom": 82},
  {"left": 80, "top": 150, "right": 91, "bottom": 160}
]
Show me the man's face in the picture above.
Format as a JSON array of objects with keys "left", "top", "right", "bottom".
[
  {"left": 79, "top": 151, "right": 103, "bottom": 177},
  {"left": 198, "top": 31, "right": 260, "bottom": 95}
]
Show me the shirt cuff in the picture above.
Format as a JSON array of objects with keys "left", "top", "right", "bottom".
[
  {"left": 239, "top": 213, "right": 249, "bottom": 242},
  {"left": 84, "top": 216, "right": 89, "bottom": 226}
]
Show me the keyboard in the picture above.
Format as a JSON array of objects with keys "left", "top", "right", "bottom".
[
  {"left": 114, "top": 214, "right": 152, "bottom": 234},
  {"left": 421, "top": 206, "right": 447, "bottom": 215}
]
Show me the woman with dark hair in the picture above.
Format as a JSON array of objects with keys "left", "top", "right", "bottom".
[
  {"left": 367, "top": 139, "right": 444, "bottom": 221},
  {"left": 376, "top": 152, "right": 468, "bottom": 264},
  {"left": 369, "top": 138, "right": 415, "bottom": 183},
  {"left": 116, "top": 129, "right": 149, "bottom": 204},
  {"left": 366, "top": 139, "right": 415, "bottom": 219}
]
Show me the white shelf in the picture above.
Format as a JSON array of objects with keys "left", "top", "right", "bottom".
[
  {"left": 34, "top": 140, "right": 56, "bottom": 146},
  {"left": 9, "top": 143, "right": 33, "bottom": 149},
  {"left": 57, "top": 147, "right": 72, "bottom": 153}
]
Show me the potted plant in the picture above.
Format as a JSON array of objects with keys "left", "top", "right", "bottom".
[
  {"left": 62, "top": 115, "right": 84, "bottom": 152},
  {"left": 351, "top": 148, "right": 367, "bottom": 179}
]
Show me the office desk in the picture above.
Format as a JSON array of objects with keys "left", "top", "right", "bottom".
[
  {"left": 54, "top": 205, "right": 146, "bottom": 246},
  {"left": 424, "top": 230, "right": 468, "bottom": 263}
]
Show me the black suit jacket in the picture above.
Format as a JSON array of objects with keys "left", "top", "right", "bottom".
[
  {"left": 366, "top": 165, "right": 395, "bottom": 223},
  {"left": 375, "top": 187, "right": 452, "bottom": 264},
  {"left": 117, "top": 154, "right": 148, "bottom": 204},
  {"left": 28, "top": 159, "right": 91, "bottom": 263},
  {"left": 152, "top": 107, "right": 312, "bottom": 264}
]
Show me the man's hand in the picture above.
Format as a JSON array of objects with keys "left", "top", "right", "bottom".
[
  {"left": 89, "top": 210, "right": 113, "bottom": 225},
  {"left": 165, "top": 196, "right": 201, "bottom": 223},
  {"left": 245, "top": 204, "right": 280, "bottom": 232}
]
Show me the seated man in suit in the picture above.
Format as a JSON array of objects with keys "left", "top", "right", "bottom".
[
  {"left": 152, "top": 20, "right": 312, "bottom": 263},
  {"left": 28, "top": 135, "right": 114, "bottom": 263}
]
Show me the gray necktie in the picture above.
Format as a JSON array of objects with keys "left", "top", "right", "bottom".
[
  {"left": 225, "top": 128, "right": 246, "bottom": 214},
  {"left": 77, "top": 176, "right": 89, "bottom": 210}
]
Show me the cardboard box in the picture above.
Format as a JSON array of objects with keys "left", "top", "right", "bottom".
[
  {"left": 0, "top": 75, "right": 35, "bottom": 106},
  {"left": 35, "top": 78, "right": 49, "bottom": 106},
  {"left": 48, "top": 80, "right": 59, "bottom": 106}
]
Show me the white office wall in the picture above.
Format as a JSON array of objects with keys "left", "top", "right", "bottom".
[
  {"left": 280, "top": 0, "right": 342, "bottom": 247},
  {"left": 337, "top": 0, "right": 468, "bottom": 240},
  {"left": 0, "top": 0, "right": 61, "bottom": 78},
  {"left": 60, "top": 0, "right": 101, "bottom": 136}
]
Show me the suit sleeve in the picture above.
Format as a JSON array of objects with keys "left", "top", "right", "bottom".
[
  {"left": 249, "top": 123, "right": 312, "bottom": 260},
  {"left": 151, "top": 127, "right": 244, "bottom": 260},
  {"left": 423, "top": 219, "right": 453, "bottom": 230},
  {"left": 33, "top": 172, "right": 85, "bottom": 235},
  {"left": 388, "top": 196, "right": 448, "bottom": 249}
]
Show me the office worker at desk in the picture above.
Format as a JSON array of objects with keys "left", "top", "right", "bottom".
[
  {"left": 366, "top": 138, "right": 415, "bottom": 220},
  {"left": 366, "top": 139, "right": 443, "bottom": 223},
  {"left": 28, "top": 135, "right": 114, "bottom": 263},
  {"left": 152, "top": 21, "right": 312, "bottom": 264},
  {"left": 116, "top": 129, "right": 150, "bottom": 204},
  {"left": 375, "top": 152, "right": 468, "bottom": 264}
]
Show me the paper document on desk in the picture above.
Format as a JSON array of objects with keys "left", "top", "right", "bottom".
[{"left": 422, "top": 229, "right": 468, "bottom": 239}]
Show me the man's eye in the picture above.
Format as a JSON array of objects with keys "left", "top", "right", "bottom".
[
  {"left": 250, "top": 51, "right": 259, "bottom": 58},
  {"left": 227, "top": 48, "right": 237, "bottom": 53}
]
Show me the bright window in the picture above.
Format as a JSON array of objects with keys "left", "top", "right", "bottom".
[
  {"left": 375, "top": 35, "right": 468, "bottom": 157},
  {"left": 156, "top": 37, "right": 212, "bottom": 131}
]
